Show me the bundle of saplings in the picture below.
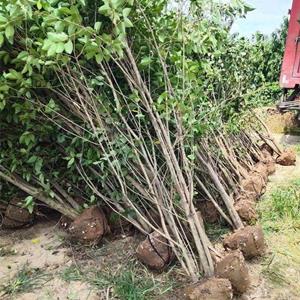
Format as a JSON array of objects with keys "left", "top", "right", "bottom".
[{"left": 0, "top": 0, "right": 288, "bottom": 294}]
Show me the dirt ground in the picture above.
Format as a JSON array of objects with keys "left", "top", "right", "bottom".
[
  {"left": 0, "top": 222, "right": 147, "bottom": 299},
  {"left": 0, "top": 221, "right": 106, "bottom": 300},
  {"left": 1, "top": 109, "right": 300, "bottom": 300}
]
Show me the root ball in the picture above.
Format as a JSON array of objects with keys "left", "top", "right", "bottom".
[
  {"left": 223, "top": 225, "right": 265, "bottom": 258},
  {"left": 215, "top": 250, "right": 250, "bottom": 294}
]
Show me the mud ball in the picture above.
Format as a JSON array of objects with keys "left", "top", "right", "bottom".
[
  {"left": 252, "top": 162, "right": 268, "bottom": 183},
  {"left": 215, "top": 250, "right": 250, "bottom": 294},
  {"left": 136, "top": 231, "right": 175, "bottom": 271},
  {"left": 68, "top": 206, "right": 109, "bottom": 243},
  {"left": 234, "top": 199, "right": 257, "bottom": 223},
  {"left": 198, "top": 201, "right": 219, "bottom": 224},
  {"left": 2, "top": 198, "right": 34, "bottom": 229},
  {"left": 223, "top": 225, "right": 266, "bottom": 259},
  {"left": 184, "top": 277, "right": 233, "bottom": 300},
  {"left": 241, "top": 174, "right": 266, "bottom": 197},
  {"left": 265, "top": 160, "right": 276, "bottom": 175},
  {"left": 276, "top": 149, "right": 296, "bottom": 166},
  {"left": 259, "top": 148, "right": 276, "bottom": 175},
  {"left": 236, "top": 191, "right": 258, "bottom": 203}
]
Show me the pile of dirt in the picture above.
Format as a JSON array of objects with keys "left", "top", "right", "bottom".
[
  {"left": 263, "top": 109, "right": 298, "bottom": 134},
  {"left": 184, "top": 277, "right": 233, "bottom": 300}
]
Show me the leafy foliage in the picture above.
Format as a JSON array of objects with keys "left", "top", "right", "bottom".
[{"left": 0, "top": 0, "right": 287, "bottom": 218}]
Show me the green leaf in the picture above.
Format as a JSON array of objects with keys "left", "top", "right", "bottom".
[
  {"left": 19, "top": 131, "right": 35, "bottom": 146},
  {"left": 4, "top": 70, "right": 22, "bottom": 81},
  {"left": 45, "top": 99, "right": 55, "bottom": 113},
  {"left": 0, "top": 99, "right": 6, "bottom": 110},
  {"left": 57, "top": 134, "right": 65, "bottom": 143},
  {"left": 25, "top": 196, "right": 33, "bottom": 204},
  {"left": 42, "top": 39, "right": 52, "bottom": 51},
  {"left": 0, "top": 34, "right": 4, "bottom": 47},
  {"left": 48, "top": 32, "right": 68, "bottom": 43},
  {"left": 29, "top": 25, "right": 39, "bottom": 32},
  {"left": 111, "top": 0, "right": 124, "bottom": 9},
  {"left": 0, "top": 16, "right": 8, "bottom": 23},
  {"left": 90, "top": 195, "right": 96, "bottom": 203},
  {"left": 5, "top": 25, "right": 14, "bottom": 43},
  {"left": 124, "top": 18, "right": 133, "bottom": 28},
  {"left": 64, "top": 40, "right": 73, "bottom": 54},
  {"left": 34, "top": 158, "right": 43, "bottom": 174},
  {"left": 55, "top": 42, "right": 65, "bottom": 54},
  {"left": 244, "top": 4, "right": 255, "bottom": 13},
  {"left": 123, "top": 8, "right": 131, "bottom": 18},
  {"left": 140, "top": 56, "right": 152, "bottom": 66},
  {"left": 68, "top": 24, "right": 76, "bottom": 35},
  {"left": 94, "top": 22, "right": 102, "bottom": 33},
  {"left": 67, "top": 157, "right": 75, "bottom": 168},
  {"left": 24, "top": 196, "right": 34, "bottom": 214},
  {"left": 37, "top": 0, "right": 42, "bottom": 10},
  {"left": 98, "top": 4, "right": 110, "bottom": 15},
  {"left": 47, "top": 43, "right": 57, "bottom": 56},
  {"left": 55, "top": 21, "right": 64, "bottom": 32},
  {"left": 95, "top": 53, "right": 103, "bottom": 64},
  {"left": 28, "top": 156, "right": 37, "bottom": 164}
]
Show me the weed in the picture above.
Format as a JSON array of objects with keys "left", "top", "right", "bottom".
[
  {"left": 0, "top": 264, "right": 51, "bottom": 296},
  {"left": 262, "top": 255, "right": 290, "bottom": 286},
  {"left": 0, "top": 247, "right": 17, "bottom": 257},
  {"left": 113, "top": 269, "right": 159, "bottom": 300},
  {"left": 60, "top": 265, "right": 83, "bottom": 282},
  {"left": 60, "top": 262, "right": 176, "bottom": 299},
  {"left": 258, "top": 181, "right": 300, "bottom": 232},
  {"left": 258, "top": 180, "right": 300, "bottom": 295},
  {"left": 87, "top": 268, "right": 112, "bottom": 288}
]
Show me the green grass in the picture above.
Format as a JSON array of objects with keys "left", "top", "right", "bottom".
[
  {"left": 261, "top": 255, "right": 291, "bottom": 286},
  {"left": 257, "top": 180, "right": 300, "bottom": 295},
  {"left": 258, "top": 180, "right": 300, "bottom": 232},
  {"left": 60, "top": 265, "right": 84, "bottom": 282},
  {"left": 113, "top": 269, "right": 164, "bottom": 300},
  {"left": 60, "top": 263, "right": 175, "bottom": 300},
  {"left": 0, "top": 264, "right": 51, "bottom": 296}
]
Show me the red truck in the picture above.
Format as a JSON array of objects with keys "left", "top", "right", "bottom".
[{"left": 279, "top": 0, "right": 300, "bottom": 110}]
